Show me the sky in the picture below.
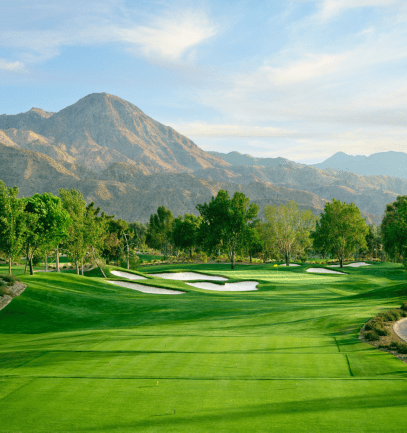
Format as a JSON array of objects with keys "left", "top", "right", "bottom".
[{"left": 1, "top": 0, "right": 407, "bottom": 164}]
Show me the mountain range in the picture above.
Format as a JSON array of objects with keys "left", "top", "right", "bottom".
[{"left": 1, "top": 92, "right": 405, "bottom": 224}]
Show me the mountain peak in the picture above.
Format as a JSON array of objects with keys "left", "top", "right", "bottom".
[{"left": 1, "top": 93, "right": 230, "bottom": 173}]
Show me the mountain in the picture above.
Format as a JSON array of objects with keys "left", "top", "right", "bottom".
[
  {"left": 1, "top": 143, "right": 384, "bottom": 224},
  {"left": 0, "top": 93, "right": 229, "bottom": 172},
  {"left": 1, "top": 93, "right": 404, "bottom": 225},
  {"left": 312, "top": 151, "right": 407, "bottom": 179},
  {"left": 208, "top": 151, "right": 303, "bottom": 168}
]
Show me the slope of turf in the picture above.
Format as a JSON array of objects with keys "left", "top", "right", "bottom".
[{"left": 1, "top": 262, "right": 407, "bottom": 432}]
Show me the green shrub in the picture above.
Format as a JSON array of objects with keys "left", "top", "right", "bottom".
[
  {"left": 365, "top": 330, "right": 380, "bottom": 341},
  {"left": 376, "top": 327, "right": 389, "bottom": 336},
  {"left": 0, "top": 274, "right": 18, "bottom": 285},
  {"left": 381, "top": 309, "right": 402, "bottom": 322},
  {"left": 397, "top": 343, "right": 407, "bottom": 354},
  {"left": 401, "top": 302, "right": 407, "bottom": 312}
]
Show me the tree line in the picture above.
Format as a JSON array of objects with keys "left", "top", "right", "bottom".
[
  {"left": 0, "top": 180, "right": 406, "bottom": 274},
  {"left": 0, "top": 182, "right": 145, "bottom": 275},
  {"left": 145, "top": 190, "right": 376, "bottom": 269}
]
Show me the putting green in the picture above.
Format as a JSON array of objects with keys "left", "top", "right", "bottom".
[{"left": 0, "top": 262, "right": 407, "bottom": 432}]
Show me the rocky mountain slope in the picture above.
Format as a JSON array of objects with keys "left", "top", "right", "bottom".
[
  {"left": 0, "top": 143, "right": 382, "bottom": 224},
  {"left": 0, "top": 93, "right": 229, "bottom": 172}
]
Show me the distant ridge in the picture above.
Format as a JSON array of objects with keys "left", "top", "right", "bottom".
[
  {"left": 312, "top": 151, "right": 407, "bottom": 179},
  {"left": 208, "top": 151, "right": 303, "bottom": 168}
]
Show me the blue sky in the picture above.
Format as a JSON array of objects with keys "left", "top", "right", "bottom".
[{"left": 1, "top": 0, "right": 407, "bottom": 163}]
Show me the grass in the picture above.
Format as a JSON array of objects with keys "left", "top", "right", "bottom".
[{"left": 0, "top": 261, "right": 407, "bottom": 432}]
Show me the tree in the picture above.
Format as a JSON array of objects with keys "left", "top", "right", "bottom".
[
  {"left": 102, "top": 218, "right": 137, "bottom": 270},
  {"left": 59, "top": 189, "right": 107, "bottom": 276},
  {"left": 172, "top": 213, "right": 201, "bottom": 258},
  {"left": 380, "top": 195, "right": 407, "bottom": 267},
  {"left": 242, "top": 222, "right": 263, "bottom": 263},
  {"left": 128, "top": 221, "right": 148, "bottom": 250},
  {"left": 145, "top": 206, "right": 174, "bottom": 256},
  {"left": 23, "top": 192, "right": 71, "bottom": 275},
  {"left": 59, "top": 188, "right": 87, "bottom": 275},
  {"left": 364, "top": 224, "right": 382, "bottom": 260},
  {"left": 0, "top": 182, "right": 27, "bottom": 274},
  {"left": 312, "top": 198, "right": 368, "bottom": 268},
  {"left": 197, "top": 190, "right": 259, "bottom": 269},
  {"left": 262, "top": 201, "right": 317, "bottom": 266}
]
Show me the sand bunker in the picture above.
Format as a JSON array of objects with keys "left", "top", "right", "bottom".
[
  {"left": 148, "top": 272, "right": 227, "bottom": 281},
  {"left": 107, "top": 280, "right": 184, "bottom": 295},
  {"left": 278, "top": 264, "right": 301, "bottom": 267},
  {"left": 306, "top": 268, "right": 345, "bottom": 275},
  {"left": 329, "top": 262, "right": 372, "bottom": 268},
  {"left": 187, "top": 281, "right": 258, "bottom": 291},
  {"left": 110, "top": 270, "right": 147, "bottom": 280}
]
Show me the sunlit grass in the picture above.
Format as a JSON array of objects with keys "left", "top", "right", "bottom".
[{"left": 0, "top": 261, "right": 407, "bottom": 432}]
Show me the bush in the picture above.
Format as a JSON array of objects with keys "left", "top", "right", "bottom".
[
  {"left": 0, "top": 274, "right": 18, "bottom": 286},
  {"left": 401, "top": 302, "right": 407, "bottom": 312},
  {"left": 381, "top": 309, "right": 403, "bottom": 322},
  {"left": 365, "top": 330, "right": 381, "bottom": 341},
  {"left": 397, "top": 343, "right": 407, "bottom": 354},
  {"left": 364, "top": 317, "right": 389, "bottom": 336}
]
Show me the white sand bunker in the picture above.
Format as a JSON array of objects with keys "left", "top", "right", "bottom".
[
  {"left": 329, "top": 262, "right": 372, "bottom": 268},
  {"left": 278, "top": 263, "right": 301, "bottom": 267},
  {"left": 148, "top": 272, "right": 227, "bottom": 281},
  {"left": 187, "top": 281, "right": 258, "bottom": 291},
  {"left": 107, "top": 280, "right": 185, "bottom": 295},
  {"left": 306, "top": 268, "right": 345, "bottom": 275},
  {"left": 110, "top": 270, "right": 147, "bottom": 280}
]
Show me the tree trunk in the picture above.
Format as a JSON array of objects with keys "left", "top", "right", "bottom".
[
  {"left": 81, "top": 260, "right": 84, "bottom": 276},
  {"left": 231, "top": 247, "right": 235, "bottom": 270},
  {"left": 29, "top": 257, "right": 34, "bottom": 276},
  {"left": 249, "top": 252, "right": 252, "bottom": 264},
  {"left": 45, "top": 254, "right": 48, "bottom": 272},
  {"left": 24, "top": 248, "right": 28, "bottom": 274},
  {"left": 339, "top": 256, "right": 343, "bottom": 268},
  {"left": 285, "top": 253, "right": 290, "bottom": 266},
  {"left": 75, "top": 260, "right": 79, "bottom": 275},
  {"left": 56, "top": 248, "right": 60, "bottom": 273},
  {"left": 8, "top": 256, "right": 12, "bottom": 275},
  {"left": 126, "top": 240, "right": 130, "bottom": 270}
]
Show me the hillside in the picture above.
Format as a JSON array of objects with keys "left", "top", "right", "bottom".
[{"left": 0, "top": 144, "right": 383, "bottom": 223}]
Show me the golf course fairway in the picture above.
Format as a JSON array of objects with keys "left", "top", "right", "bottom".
[{"left": 1, "top": 262, "right": 407, "bottom": 432}]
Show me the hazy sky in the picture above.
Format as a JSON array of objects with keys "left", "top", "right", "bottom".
[{"left": 1, "top": 0, "right": 407, "bottom": 163}]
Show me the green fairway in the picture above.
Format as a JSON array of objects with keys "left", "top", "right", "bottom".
[{"left": 1, "top": 262, "right": 407, "bottom": 432}]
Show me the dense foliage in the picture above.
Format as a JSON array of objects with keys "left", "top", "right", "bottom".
[{"left": 1, "top": 178, "right": 406, "bottom": 274}]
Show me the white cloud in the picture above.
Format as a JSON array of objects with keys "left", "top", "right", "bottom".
[
  {"left": 294, "top": 0, "right": 402, "bottom": 20},
  {"left": 0, "top": 2, "right": 218, "bottom": 65},
  {"left": 116, "top": 10, "right": 218, "bottom": 62},
  {"left": 0, "top": 59, "right": 24, "bottom": 70},
  {"left": 319, "top": 0, "right": 400, "bottom": 19},
  {"left": 168, "top": 122, "right": 295, "bottom": 138}
]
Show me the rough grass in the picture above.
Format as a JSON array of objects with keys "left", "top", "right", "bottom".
[{"left": 0, "top": 261, "right": 407, "bottom": 432}]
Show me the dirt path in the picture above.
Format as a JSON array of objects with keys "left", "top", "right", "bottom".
[{"left": 394, "top": 317, "right": 407, "bottom": 343}]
